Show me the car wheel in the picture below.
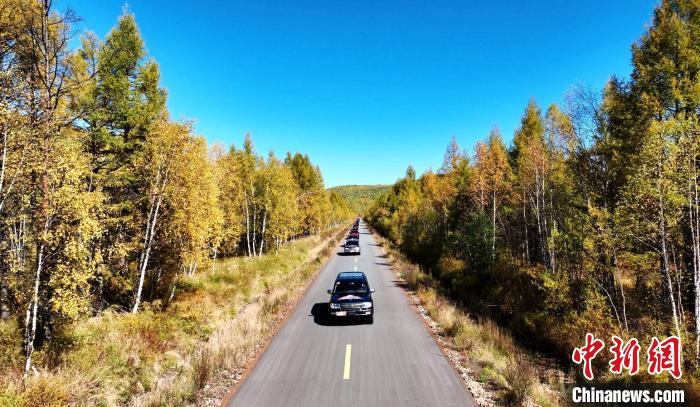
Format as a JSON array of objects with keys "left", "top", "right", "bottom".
[{"left": 367, "top": 314, "right": 373, "bottom": 324}]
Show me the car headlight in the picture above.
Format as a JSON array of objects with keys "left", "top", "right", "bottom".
[
  {"left": 329, "top": 303, "right": 340, "bottom": 309},
  {"left": 360, "top": 302, "right": 372, "bottom": 309}
]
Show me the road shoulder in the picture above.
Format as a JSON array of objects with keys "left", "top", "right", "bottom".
[
  {"left": 369, "top": 228, "right": 564, "bottom": 407},
  {"left": 201, "top": 228, "right": 347, "bottom": 407}
]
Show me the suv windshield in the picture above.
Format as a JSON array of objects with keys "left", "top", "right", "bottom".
[
  {"left": 334, "top": 279, "right": 368, "bottom": 294},
  {"left": 346, "top": 240, "right": 358, "bottom": 246}
]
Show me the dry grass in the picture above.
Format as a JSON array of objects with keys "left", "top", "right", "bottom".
[
  {"left": 376, "top": 233, "right": 563, "bottom": 407},
  {"left": 0, "top": 228, "right": 345, "bottom": 407},
  {"left": 503, "top": 355, "right": 537, "bottom": 405}
]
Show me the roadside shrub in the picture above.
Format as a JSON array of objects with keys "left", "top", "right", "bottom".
[
  {"left": 434, "top": 304, "right": 461, "bottom": 336},
  {"left": 22, "top": 375, "right": 72, "bottom": 407},
  {"left": 503, "top": 356, "right": 536, "bottom": 406},
  {"left": 191, "top": 347, "right": 212, "bottom": 391},
  {"left": 453, "top": 321, "right": 477, "bottom": 352}
]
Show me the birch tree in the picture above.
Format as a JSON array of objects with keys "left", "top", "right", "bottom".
[
  {"left": 472, "top": 128, "right": 511, "bottom": 257},
  {"left": 132, "top": 120, "right": 188, "bottom": 313},
  {"left": 618, "top": 120, "right": 683, "bottom": 338}
]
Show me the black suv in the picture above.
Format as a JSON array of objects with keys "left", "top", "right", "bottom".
[{"left": 327, "top": 272, "right": 374, "bottom": 323}]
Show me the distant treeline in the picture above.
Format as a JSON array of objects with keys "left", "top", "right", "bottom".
[
  {"left": 368, "top": 0, "right": 700, "bottom": 379},
  {"left": 328, "top": 184, "right": 389, "bottom": 214},
  {"left": 0, "top": 1, "right": 351, "bottom": 375}
]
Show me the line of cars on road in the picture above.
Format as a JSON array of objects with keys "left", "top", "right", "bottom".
[
  {"left": 343, "top": 218, "right": 361, "bottom": 255},
  {"left": 330, "top": 218, "right": 375, "bottom": 323}
]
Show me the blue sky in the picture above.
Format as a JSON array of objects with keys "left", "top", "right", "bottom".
[{"left": 59, "top": 0, "right": 657, "bottom": 187}]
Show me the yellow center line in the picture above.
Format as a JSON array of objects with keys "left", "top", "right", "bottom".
[{"left": 343, "top": 344, "right": 352, "bottom": 380}]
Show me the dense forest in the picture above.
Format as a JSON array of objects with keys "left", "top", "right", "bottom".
[
  {"left": 368, "top": 0, "right": 700, "bottom": 381},
  {"left": 0, "top": 0, "right": 350, "bottom": 377}
]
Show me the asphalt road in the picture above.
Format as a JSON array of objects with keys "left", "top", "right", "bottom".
[{"left": 225, "top": 222, "right": 476, "bottom": 407}]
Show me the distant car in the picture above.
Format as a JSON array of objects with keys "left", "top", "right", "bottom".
[
  {"left": 327, "top": 272, "right": 374, "bottom": 323},
  {"left": 344, "top": 239, "right": 360, "bottom": 254},
  {"left": 349, "top": 230, "right": 360, "bottom": 239}
]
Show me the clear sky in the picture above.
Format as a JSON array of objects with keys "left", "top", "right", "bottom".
[{"left": 58, "top": 0, "right": 658, "bottom": 187}]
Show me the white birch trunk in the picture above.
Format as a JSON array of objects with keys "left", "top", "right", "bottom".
[
  {"left": 613, "top": 249, "right": 629, "bottom": 333},
  {"left": 658, "top": 176, "right": 681, "bottom": 338},
  {"left": 245, "top": 192, "right": 252, "bottom": 257},
  {"left": 690, "top": 160, "right": 700, "bottom": 365},
  {"left": 132, "top": 168, "right": 167, "bottom": 313},
  {"left": 522, "top": 195, "right": 529, "bottom": 263},
  {"left": 491, "top": 188, "right": 496, "bottom": 257},
  {"left": 251, "top": 185, "right": 257, "bottom": 257},
  {"left": 24, "top": 241, "right": 45, "bottom": 376},
  {"left": 259, "top": 209, "right": 267, "bottom": 256}
]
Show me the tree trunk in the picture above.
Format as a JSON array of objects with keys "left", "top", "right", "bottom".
[
  {"left": 522, "top": 195, "right": 529, "bottom": 264},
  {"left": 24, "top": 241, "right": 44, "bottom": 376},
  {"left": 613, "top": 250, "right": 629, "bottom": 333},
  {"left": 252, "top": 201, "right": 257, "bottom": 257},
  {"left": 491, "top": 189, "right": 496, "bottom": 258},
  {"left": 534, "top": 167, "right": 547, "bottom": 268},
  {"left": 0, "top": 126, "right": 7, "bottom": 214},
  {"left": 690, "top": 160, "right": 700, "bottom": 365},
  {"left": 259, "top": 209, "right": 267, "bottom": 256},
  {"left": 670, "top": 243, "right": 683, "bottom": 324},
  {"left": 0, "top": 129, "right": 10, "bottom": 318},
  {"left": 598, "top": 280, "right": 622, "bottom": 329},
  {"left": 549, "top": 205, "right": 557, "bottom": 272},
  {"left": 132, "top": 177, "right": 165, "bottom": 314},
  {"left": 0, "top": 268, "right": 8, "bottom": 320},
  {"left": 169, "top": 264, "right": 186, "bottom": 304},
  {"left": 245, "top": 192, "right": 252, "bottom": 257},
  {"left": 658, "top": 176, "right": 681, "bottom": 338}
]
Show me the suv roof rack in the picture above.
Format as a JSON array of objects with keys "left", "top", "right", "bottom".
[{"left": 338, "top": 271, "right": 365, "bottom": 279}]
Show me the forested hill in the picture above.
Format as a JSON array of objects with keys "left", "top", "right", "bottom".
[{"left": 328, "top": 185, "right": 390, "bottom": 214}]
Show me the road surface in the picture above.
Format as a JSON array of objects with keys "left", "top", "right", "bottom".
[{"left": 225, "top": 221, "right": 476, "bottom": 407}]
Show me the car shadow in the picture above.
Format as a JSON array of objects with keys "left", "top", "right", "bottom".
[
  {"left": 310, "top": 303, "right": 371, "bottom": 326},
  {"left": 390, "top": 279, "right": 410, "bottom": 289}
]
